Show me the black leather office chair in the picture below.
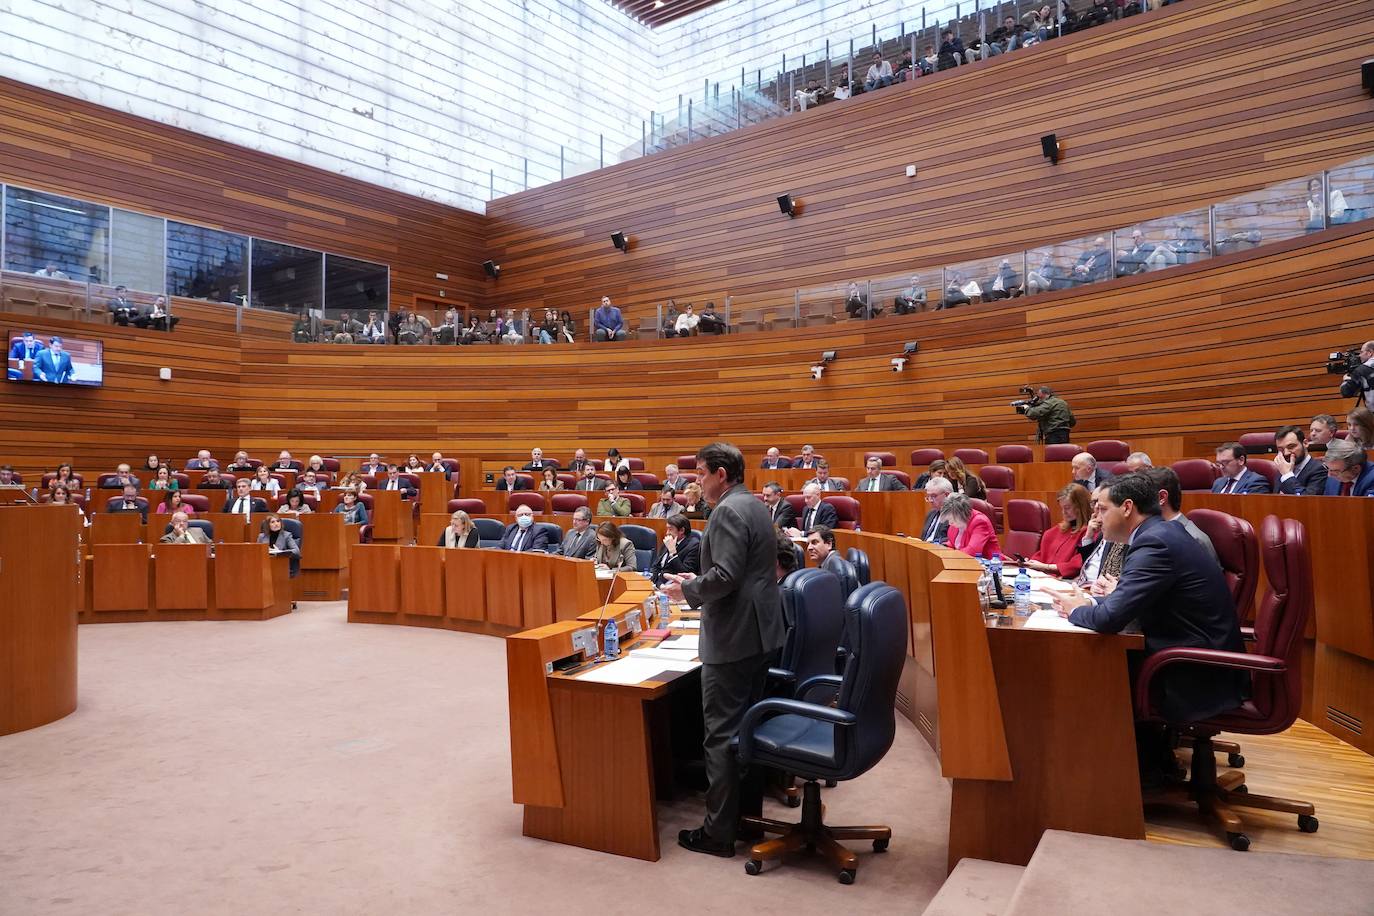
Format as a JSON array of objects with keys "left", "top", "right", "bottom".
[
  {"left": 823, "top": 552, "right": 860, "bottom": 598},
  {"left": 473, "top": 517, "right": 505, "bottom": 548},
  {"left": 619, "top": 524, "right": 658, "bottom": 570},
  {"left": 534, "top": 522, "right": 564, "bottom": 552},
  {"left": 736, "top": 581, "right": 906, "bottom": 883},
  {"left": 844, "top": 547, "right": 871, "bottom": 585}
]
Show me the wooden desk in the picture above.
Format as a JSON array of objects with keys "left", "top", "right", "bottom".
[
  {"left": 90, "top": 511, "right": 145, "bottom": 544},
  {"left": 0, "top": 506, "right": 81, "bottom": 736},
  {"left": 297, "top": 512, "right": 358, "bottom": 600},
  {"left": 368, "top": 489, "right": 414, "bottom": 543},
  {"left": 83, "top": 544, "right": 291, "bottom": 623},
  {"left": 415, "top": 471, "right": 451, "bottom": 513}
]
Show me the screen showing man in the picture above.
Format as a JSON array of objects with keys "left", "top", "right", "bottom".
[{"left": 7, "top": 332, "right": 103, "bottom": 386}]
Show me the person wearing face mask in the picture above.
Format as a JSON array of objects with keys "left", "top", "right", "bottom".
[{"left": 498, "top": 505, "right": 552, "bottom": 552}]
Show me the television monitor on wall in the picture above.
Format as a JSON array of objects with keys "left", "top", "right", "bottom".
[{"left": 6, "top": 330, "right": 104, "bottom": 387}]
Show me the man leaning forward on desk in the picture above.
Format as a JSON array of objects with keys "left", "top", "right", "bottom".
[{"left": 662, "top": 441, "right": 786, "bottom": 858}]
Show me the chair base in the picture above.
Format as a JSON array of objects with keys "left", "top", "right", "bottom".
[
  {"left": 1151, "top": 734, "right": 1317, "bottom": 851},
  {"left": 740, "top": 780, "right": 889, "bottom": 884},
  {"left": 1178, "top": 734, "right": 1246, "bottom": 768}
]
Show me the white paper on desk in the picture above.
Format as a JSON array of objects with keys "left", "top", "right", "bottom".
[
  {"left": 575, "top": 656, "right": 692, "bottom": 684},
  {"left": 661, "top": 634, "right": 700, "bottom": 650},
  {"left": 630, "top": 646, "right": 700, "bottom": 662},
  {"left": 668, "top": 619, "right": 701, "bottom": 630},
  {"left": 594, "top": 567, "right": 615, "bottom": 580},
  {"left": 1022, "top": 609, "right": 1094, "bottom": 632}
]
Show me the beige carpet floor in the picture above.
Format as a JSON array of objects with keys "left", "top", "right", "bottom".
[{"left": 0, "top": 602, "right": 951, "bottom": 915}]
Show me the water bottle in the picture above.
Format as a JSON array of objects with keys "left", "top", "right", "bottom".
[
  {"left": 1013, "top": 566, "right": 1033, "bottom": 617},
  {"left": 656, "top": 591, "right": 670, "bottom": 622},
  {"left": 976, "top": 563, "right": 991, "bottom": 615},
  {"left": 988, "top": 554, "right": 1004, "bottom": 606},
  {"left": 603, "top": 618, "right": 620, "bottom": 658}
]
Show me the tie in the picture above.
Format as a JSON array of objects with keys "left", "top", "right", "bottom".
[
  {"left": 804, "top": 509, "right": 813, "bottom": 530},
  {"left": 1223, "top": 479, "right": 1237, "bottom": 494},
  {"left": 236, "top": 497, "right": 246, "bottom": 514},
  {"left": 514, "top": 530, "right": 524, "bottom": 551},
  {"left": 1340, "top": 481, "right": 1353, "bottom": 496}
]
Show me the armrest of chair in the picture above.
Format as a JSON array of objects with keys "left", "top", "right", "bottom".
[
  {"left": 796, "top": 673, "right": 844, "bottom": 702},
  {"left": 736, "top": 697, "right": 857, "bottom": 764},
  {"left": 767, "top": 667, "right": 796, "bottom": 686},
  {"left": 1134, "top": 647, "right": 1284, "bottom": 716},
  {"left": 1240, "top": 626, "right": 1256, "bottom": 642}
]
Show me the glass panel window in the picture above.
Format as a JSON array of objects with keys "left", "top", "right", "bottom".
[
  {"left": 3, "top": 186, "right": 110, "bottom": 282},
  {"left": 166, "top": 222, "right": 248, "bottom": 302},
  {"left": 324, "top": 254, "right": 388, "bottom": 316},
  {"left": 1324, "top": 155, "right": 1374, "bottom": 227},
  {"left": 1114, "top": 208, "right": 1212, "bottom": 277},
  {"left": 251, "top": 239, "right": 322, "bottom": 313},
  {"left": 1211, "top": 177, "right": 1310, "bottom": 254},
  {"left": 111, "top": 209, "right": 165, "bottom": 295}
]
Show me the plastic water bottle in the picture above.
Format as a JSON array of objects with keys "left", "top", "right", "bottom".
[
  {"left": 603, "top": 618, "right": 620, "bottom": 658},
  {"left": 1013, "top": 567, "right": 1033, "bottom": 617},
  {"left": 988, "top": 554, "right": 1004, "bottom": 605},
  {"left": 976, "top": 562, "right": 992, "bottom": 614},
  {"left": 656, "top": 591, "right": 670, "bottom": 623}
]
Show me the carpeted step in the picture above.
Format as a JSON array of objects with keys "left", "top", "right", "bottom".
[{"left": 922, "top": 858, "right": 1026, "bottom": 916}]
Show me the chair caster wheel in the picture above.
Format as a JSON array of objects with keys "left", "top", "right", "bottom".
[
  {"left": 873, "top": 838, "right": 889, "bottom": 853},
  {"left": 838, "top": 869, "right": 856, "bottom": 885},
  {"left": 785, "top": 795, "right": 800, "bottom": 808},
  {"left": 1299, "top": 814, "right": 1319, "bottom": 833},
  {"left": 1227, "top": 832, "right": 1250, "bottom": 851},
  {"left": 1233, "top": 784, "right": 1248, "bottom": 793},
  {"left": 825, "top": 779, "right": 837, "bottom": 788},
  {"left": 1228, "top": 753, "right": 1245, "bottom": 768},
  {"left": 744, "top": 859, "right": 762, "bottom": 876}
]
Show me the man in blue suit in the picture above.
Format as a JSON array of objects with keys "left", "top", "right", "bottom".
[
  {"left": 1318, "top": 439, "right": 1374, "bottom": 496},
  {"left": 9, "top": 331, "right": 45, "bottom": 361},
  {"left": 498, "top": 505, "right": 552, "bottom": 552},
  {"left": 33, "top": 336, "right": 74, "bottom": 384},
  {"left": 1209, "top": 442, "right": 1272, "bottom": 494}
]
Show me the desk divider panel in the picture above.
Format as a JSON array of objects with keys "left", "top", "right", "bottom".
[
  {"left": 553, "top": 559, "right": 599, "bottom": 622},
  {"left": 91, "top": 544, "right": 151, "bottom": 610},
  {"left": 484, "top": 551, "right": 525, "bottom": 628},
  {"left": 299, "top": 513, "right": 349, "bottom": 569},
  {"left": 90, "top": 512, "right": 144, "bottom": 545},
  {"left": 399, "top": 546, "right": 446, "bottom": 617},
  {"left": 214, "top": 543, "right": 274, "bottom": 610},
  {"left": 520, "top": 554, "right": 556, "bottom": 629},
  {"left": 347, "top": 545, "right": 401, "bottom": 613},
  {"left": 444, "top": 548, "right": 488, "bottom": 622},
  {"left": 154, "top": 544, "right": 210, "bottom": 610}
]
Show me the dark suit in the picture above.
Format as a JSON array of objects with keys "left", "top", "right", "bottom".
[
  {"left": 436, "top": 528, "right": 480, "bottom": 548},
  {"left": 1210, "top": 469, "right": 1272, "bottom": 495},
  {"left": 574, "top": 477, "right": 607, "bottom": 492},
  {"left": 496, "top": 477, "right": 531, "bottom": 491},
  {"left": 1073, "top": 470, "right": 1113, "bottom": 492},
  {"left": 918, "top": 508, "right": 949, "bottom": 545},
  {"left": 1069, "top": 515, "right": 1246, "bottom": 722},
  {"left": 767, "top": 500, "right": 796, "bottom": 530},
  {"left": 650, "top": 530, "right": 701, "bottom": 582},
  {"left": 856, "top": 473, "right": 907, "bottom": 492},
  {"left": 808, "top": 478, "right": 845, "bottom": 492},
  {"left": 360, "top": 462, "right": 386, "bottom": 475},
  {"left": 523, "top": 459, "right": 559, "bottom": 471},
  {"left": 224, "top": 494, "right": 269, "bottom": 515},
  {"left": 498, "top": 522, "right": 553, "bottom": 552},
  {"left": 9, "top": 339, "right": 44, "bottom": 360},
  {"left": 108, "top": 499, "right": 149, "bottom": 523},
  {"left": 680, "top": 482, "right": 785, "bottom": 844},
  {"left": 34, "top": 348, "right": 74, "bottom": 383},
  {"left": 379, "top": 479, "right": 415, "bottom": 498},
  {"left": 1320, "top": 463, "right": 1374, "bottom": 497},
  {"left": 558, "top": 526, "right": 597, "bottom": 559},
  {"left": 797, "top": 500, "right": 838, "bottom": 532},
  {"left": 1278, "top": 456, "right": 1327, "bottom": 496},
  {"left": 759, "top": 457, "right": 792, "bottom": 469}
]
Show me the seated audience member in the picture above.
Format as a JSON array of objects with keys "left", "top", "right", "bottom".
[
  {"left": 648, "top": 486, "right": 684, "bottom": 519},
  {"left": 110, "top": 463, "right": 140, "bottom": 488},
  {"left": 379, "top": 465, "right": 415, "bottom": 498},
  {"left": 1020, "top": 485, "right": 1089, "bottom": 578},
  {"left": 681, "top": 482, "right": 711, "bottom": 519},
  {"left": 225, "top": 478, "right": 269, "bottom": 516},
  {"left": 538, "top": 467, "right": 564, "bottom": 492},
  {"left": 596, "top": 484, "right": 632, "bottom": 517},
  {"left": 786, "top": 482, "right": 837, "bottom": 537},
  {"left": 1071, "top": 237, "right": 1112, "bottom": 284},
  {"left": 651, "top": 514, "right": 701, "bottom": 583},
  {"left": 856, "top": 455, "right": 908, "bottom": 492},
  {"left": 1071, "top": 452, "right": 1113, "bottom": 491},
  {"left": 271, "top": 451, "right": 298, "bottom": 471},
  {"left": 333, "top": 489, "right": 368, "bottom": 524},
  {"left": 593, "top": 521, "right": 637, "bottom": 571},
  {"left": 761, "top": 482, "right": 796, "bottom": 529},
  {"left": 1144, "top": 467, "right": 1218, "bottom": 563},
  {"left": 794, "top": 78, "right": 824, "bottom": 111},
  {"left": 48, "top": 463, "right": 78, "bottom": 491},
  {"left": 575, "top": 464, "right": 607, "bottom": 491},
  {"left": 49, "top": 485, "right": 87, "bottom": 524},
  {"left": 914, "top": 458, "right": 948, "bottom": 490},
  {"left": 296, "top": 470, "right": 324, "bottom": 492},
  {"left": 937, "top": 30, "right": 966, "bottom": 70},
  {"left": 403, "top": 454, "right": 426, "bottom": 473},
  {"left": 1319, "top": 438, "right": 1374, "bottom": 496},
  {"left": 844, "top": 282, "right": 873, "bottom": 319},
  {"left": 698, "top": 302, "right": 727, "bottom": 335},
  {"left": 199, "top": 468, "right": 230, "bottom": 489},
  {"left": 940, "top": 270, "right": 974, "bottom": 308},
  {"left": 251, "top": 465, "right": 281, "bottom": 495},
  {"left": 997, "top": 15, "right": 1021, "bottom": 50},
  {"left": 919, "top": 478, "right": 954, "bottom": 544},
  {"left": 259, "top": 515, "right": 300, "bottom": 561},
  {"left": 863, "top": 51, "right": 893, "bottom": 91},
  {"left": 428, "top": 452, "right": 451, "bottom": 477},
  {"left": 985, "top": 260, "right": 1022, "bottom": 301},
  {"left": 793, "top": 444, "right": 818, "bottom": 469},
  {"left": 559, "top": 507, "right": 598, "bottom": 559},
  {"left": 894, "top": 48, "right": 915, "bottom": 80},
  {"left": 110, "top": 484, "right": 149, "bottom": 522},
  {"left": 760, "top": 447, "right": 791, "bottom": 469},
  {"left": 1124, "top": 451, "right": 1153, "bottom": 473},
  {"left": 140, "top": 454, "right": 167, "bottom": 474},
  {"left": 662, "top": 463, "right": 690, "bottom": 492},
  {"left": 185, "top": 450, "right": 219, "bottom": 471},
  {"left": 918, "top": 44, "right": 937, "bottom": 75},
  {"left": 107, "top": 286, "right": 137, "bottom": 325},
  {"left": 941, "top": 493, "right": 1000, "bottom": 558},
  {"left": 1348, "top": 405, "right": 1374, "bottom": 449},
  {"left": 149, "top": 466, "right": 179, "bottom": 491},
  {"left": 156, "top": 490, "right": 194, "bottom": 515},
  {"left": 806, "top": 460, "right": 845, "bottom": 492},
  {"left": 831, "top": 65, "right": 853, "bottom": 100},
  {"left": 336, "top": 312, "right": 364, "bottom": 342},
  {"left": 805, "top": 525, "right": 849, "bottom": 576},
  {"left": 1075, "top": 484, "right": 1125, "bottom": 591},
  {"left": 1115, "top": 230, "right": 1159, "bottom": 276},
  {"left": 535, "top": 309, "right": 558, "bottom": 345},
  {"left": 1306, "top": 176, "right": 1349, "bottom": 229},
  {"left": 500, "top": 310, "right": 525, "bottom": 345},
  {"left": 603, "top": 448, "right": 630, "bottom": 473},
  {"left": 495, "top": 466, "right": 531, "bottom": 491},
  {"left": 9, "top": 331, "right": 45, "bottom": 361},
  {"left": 660, "top": 301, "right": 679, "bottom": 337},
  {"left": 459, "top": 315, "right": 485, "bottom": 345},
  {"left": 1273, "top": 424, "right": 1328, "bottom": 495},
  {"left": 1020, "top": 253, "right": 1057, "bottom": 295},
  {"left": 1211, "top": 442, "right": 1272, "bottom": 494},
  {"left": 1049, "top": 474, "right": 1246, "bottom": 781},
  {"left": 227, "top": 451, "right": 255, "bottom": 473},
  {"left": 593, "top": 296, "right": 627, "bottom": 342},
  {"left": 524, "top": 448, "right": 557, "bottom": 471},
  {"left": 360, "top": 453, "right": 386, "bottom": 475},
  {"left": 1308, "top": 413, "right": 1338, "bottom": 449},
  {"left": 362, "top": 311, "right": 388, "bottom": 344},
  {"left": 438, "top": 510, "right": 479, "bottom": 548},
  {"left": 614, "top": 466, "right": 642, "bottom": 491},
  {"left": 946, "top": 456, "right": 986, "bottom": 499},
  {"left": 161, "top": 511, "right": 210, "bottom": 544},
  {"left": 894, "top": 277, "right": 926, "bottom": 315},
  {"left": 278, "top": 489, "right": 314, "bottom": 515},
  {"left": 673, "top": 304, "right": 700, "bottom": 337},
  {"left": 558, "top": 310, "right": 577, "bottom": 343}
]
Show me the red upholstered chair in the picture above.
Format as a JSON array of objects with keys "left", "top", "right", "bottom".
[
  {"left": 396, "top": 473, "right": 421, "bottom": 490},
  {"left": 1134, "top": 515, "right": 1316, "bottom": 851},
  {"left": 953, "top": 448, "right": 989, "bottom": 465},
  {"left": 785, "top": 495, "right": 806, "bottom": 517},
  {"left": 170, "top": 473, "right": 190, "bottom": 489},
  {"left": 1246, "top": 458, "right": 1279, "bottom": 491},
  {"left": 556, "top": 473, "right": 578, "bottom": 489},
  {"left": 970, "top": 498, "right": 997, "bottom": 529},
  {"left": 1237, "top": 432, "right": 1275, "bottom": 454},
  {"left": 551, "top": 493, "right": 588, "bottom": 514},
  {"left": 179, "top": 494, "right": 211, "bottom": 512},
  {"left": 979, "top": 465, "right": 1016, "bottom": 528},
  {"left": 1184, "top": 509, "right": 1260, "bottom": 623},
  {"left": 676, "top": 455, "right": 697, "bottom": 469},
  {"left": 994, "top": 444, "right": 1033, "bottom": 464},
  {"left": 1003, "top": 499, "right": 1050, "bottom": 558},
  {"left": 1086, "top": 440, "right": 1130, "bottom": 461},
  {"left": 319, "top": 457, "right": 342, "bottom": 473},
  {"left": 632, "top": 472, "right": 661, "bottom": 490},
  {"left": 622, "top": 492, "right": 647, "bottom": 515},
  {"left": 506, "top": 492, "right": 545, "bottom": 513},
  {"left": 1043, "top": 444, "right": 1083, "bottom": 461},
  {"left": 886, "top": 469, "right": 911, "bottom": 489},
  {"left": 910, "top": 448, "right": 944, "bottom": 465},
  {"left": 863, "top": 451, "right": 897, "bottom": 467},
  {"left": 1172, "top": 459, "right": 1220, "bottom": 492},
  {"left": 626, "top": 457, "right": 646, "bottom": 471},
  {"left": 447, "top": 498, "right": 487, "bottom": 514},
  {"left": 361, "top": 474, "right": 380, "bottom": 491},
  {"left": 823, "top": 496, "right": 861, "bottom": 530},
  {"left": 1105, "top": 462, "right": 1130, "bottom": 476},
  {"left": 356, "top": 492, "right": 375, "bottom": 515},
  {"left": 830, "top": 477, "right": 851, "bottom": 491}
]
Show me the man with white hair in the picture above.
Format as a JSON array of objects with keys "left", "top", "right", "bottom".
[
  {"left": 184, "top": 449, "right": 219, "bottom": 471},
  {"left": 759, "top": 447, "right": 791, "bottom": 470},
  {"left": 160, "top": 511, "right": 210, "bottom": 544},
  {"left": 1124, "top": 452, "right": 1152, "bottom": 473},
  {"left": 524, "top": 447, "right": 557, "bottom": 471},
  {"left": 793, "top": 444, "right": 818, "bottom": 469},
  {"left": 785, "top": 482, "right": 837, "bottom": 537},
  {"left": 1071, "top": 452, "right": 1112, "bottom": 490},
  {"left": 919, "top": 477, "right": 953, "bottom": 544},
  {"left": 663, "top": 463, "right": 690, "bottom": 492}
]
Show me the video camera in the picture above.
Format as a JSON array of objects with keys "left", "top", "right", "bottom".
[
  {"left": 1326, "top": 347, "right": 1362, "bottom": 375},
  {"left": 1011, "top": 385, "right": 1040, "bottom": 415}
]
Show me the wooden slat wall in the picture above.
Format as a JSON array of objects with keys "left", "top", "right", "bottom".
[
  {"left": 484, "top": 0, "right": 1374, "bottom": 325},
  {"left": 0, "top": 78, "right": 487, "bottom": 311}
]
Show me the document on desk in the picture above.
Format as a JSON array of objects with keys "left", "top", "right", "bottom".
[
  {"left": 1022, "top": 609, "right": 1095, "bottom": 632},
  {"left": 630, "top": 646, "right": 700, "bottom": 663},
  {"left": 574, "top": 655, "right": 698, "bottom": 684},
  {"left": 668, "top": 619, "right": 701, "bottom": 630},
  {"left": 594, "top": 567, "right": 615, "bottom": 580},
  {"left": 660, "top": 633, "right": 699, "bottom": 650}
]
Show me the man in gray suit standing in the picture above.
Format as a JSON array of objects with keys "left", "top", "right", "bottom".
[{"left": 663, "top": 441, "right": 785, "bottom": 858}]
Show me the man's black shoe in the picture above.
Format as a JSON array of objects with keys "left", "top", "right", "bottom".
[{"left": 678, "top": 827, "right": 735, "bottom": 858}]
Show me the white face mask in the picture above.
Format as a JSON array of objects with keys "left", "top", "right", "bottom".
[{"left": 516, "top": 515, "right": 533, "bottom": 529}]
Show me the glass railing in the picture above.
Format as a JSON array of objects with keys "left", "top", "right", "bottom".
[{"left": 0, "top": 270, "right": 180, "bottom": 331}]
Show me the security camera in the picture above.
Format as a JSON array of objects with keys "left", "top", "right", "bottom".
[
  {"left": 891, "top": 357, "right": 907, "bottom": 372},
  {"left": 810, "top": 365, "right": 825, "bottom": 380}
]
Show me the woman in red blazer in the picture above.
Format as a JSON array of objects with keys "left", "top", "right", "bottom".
[
  {"left": 1022, "top": 484, "right": 1091, "bottom": 578},
  {"left": 942, "top": 493, "right": 1000, "bottom": 558}
]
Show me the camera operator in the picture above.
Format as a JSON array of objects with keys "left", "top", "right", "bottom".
[
  {"left": 1018, "top": 384, "right": 1076, "bottom": 444},
  {"left": 1339, "top": 340, "right": 1374, "bottom": 411}
]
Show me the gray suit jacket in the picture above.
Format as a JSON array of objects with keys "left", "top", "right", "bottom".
[
  {"left": 681, "top": 482, "right": 786, "bottom": 665},
  {"left": 560, "top": 526, "right": 597, "bottom": 559}
]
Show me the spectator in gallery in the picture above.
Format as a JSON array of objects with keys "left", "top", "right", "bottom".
[
  {"left": 594, "top": 296, "right": 626, "bottom": 342},
  {"left": 795, "top": 78, "right": 824, "bottom": 112},
  {"left": 145, "top": 296, "right": 178, "bottom": 332},
  {"left": 673, "top": 303, "right": 700, "bottom": 337},
  {"left": 558, "top": 310, "right": 577, "bottom": 343},
  {"left": 918, "top": 44, "right": 937, "bottom": 75},
  {"left": 34, "top": 262, "right": 69, "bottom": 279},
  {"left": 832, "top": 64, "right": 852, "bottom": 100},
  {"left": 845, "top": 282, "right": 870, "bottom": 319},
  {"left": 1115, "top": 230, "right": 1159, "bottom": 276},
  {"left": 661, "top": 300, "right": 679, "bottom": 336},
  {"left": 698, "top": 302, "right": 726, "bottom": 334},
  {"left": 864, "top": 51, "right": 894, "bottom": 91},
  {"left": 1072, "top": 237, "right": 1113, "bottom": 284},
  {"left": 536, "top": 309, "right": 558, "bottom": 344},
  {"left": 894, "top": 48, "right": 915, "bottom": 81},
  {"left": 894, "top": 277, "right": 926, "bottom": 314},
  {"left": 938, "top": 30, "right": 966, "bottom": 70},
  {"left": 108, "top": 286, "right": 137, "bottom": 325},
  {"left": 460, "top": 314, "right": 485, "bottom": 344},
  {"left": 1306, "top": 177, "right": 1349, "bottom": 229},
  {"left": 986, "top": 259, "right": 1022, "bottom": 300}
]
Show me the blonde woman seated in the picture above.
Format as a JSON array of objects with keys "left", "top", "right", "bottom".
[
  {"left": 681, "top": 482, "right": 711, "bottom": 519},
  {"left": 438, "top": 510, "right": 479, "bottom": 548},
  {"left": 335, "top": 471, "right": 367, "bottom": 494},
  {"left": 251, "top": 465, "right": 281, "bottom": 495},
  {"left": 945, "top": 456, "right": 987, "bottom": 500},
  {"left": 594, "top": 521, "right": 637, "bottom": 571},
  {"left": 538, "top": 467, "right": 564, "bottom": 491}
]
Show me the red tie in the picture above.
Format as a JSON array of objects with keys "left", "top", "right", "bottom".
[{"left": 1340, "top": 481, "right": 1353, "bottom": 496}]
